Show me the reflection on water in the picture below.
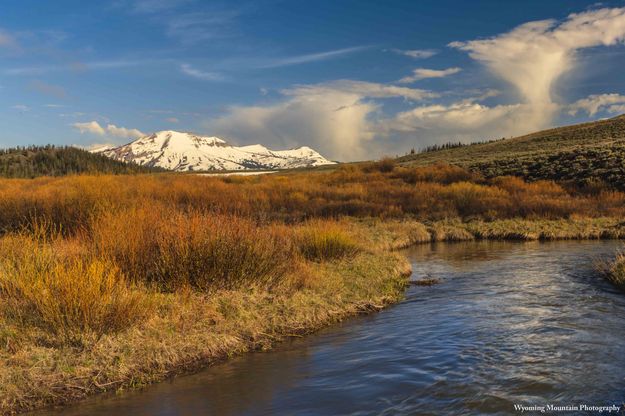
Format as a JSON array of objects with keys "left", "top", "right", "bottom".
[{"left": 32, "top": 240, "right": 625, "bottom": 416}]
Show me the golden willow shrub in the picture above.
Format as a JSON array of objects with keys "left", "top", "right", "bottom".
[
  {"left": 90, "top": 207, "right": 296, "bottom": 291},
  {"left": 0, "top": 163, "right": 625, "bottom": 228},
  {"left": 0, "top": 234, "right": 152, "bottom": 344},
  {"left": 296, "top": 221, "right": 360, "bottom": 262}
]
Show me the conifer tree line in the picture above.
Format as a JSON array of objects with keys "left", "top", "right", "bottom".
[{"left": 0, "top": 145, "right": 160, "bottom": 178}]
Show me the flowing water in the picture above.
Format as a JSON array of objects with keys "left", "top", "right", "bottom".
[{"left": 34, "top": 240, "right": 625, "bottom": 415}]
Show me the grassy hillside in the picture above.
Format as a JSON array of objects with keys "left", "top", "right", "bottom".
[
  {"left": 0, "top": 145, "right": 160, "bottom": 178},
  {"left": 397, "top": 114, "right": 625, "bottom": 189}
]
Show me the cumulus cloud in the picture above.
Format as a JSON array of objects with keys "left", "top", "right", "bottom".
[
  {"left": 450, "top": 7, "right": 625, "bottom": 130},
  {"left": 202, "top": 7, "right": 625, "bottom": 159},
  {"left": 72, "top": 121, "right": 145, "bottom": 139},
  {"left": 208, "top": 86, "right": 377, "bottom": 161},
  {"left": 378, "top": 101, "right": 543, "bottom": 149},
  {"left": 398, "top": 67, "right": 462, "bottom": 83},
  {"left": 567, "top": 93, "right": 625, "bottom": 116},
  {"left": 391, "top": 49, "right": 437, "bottom": 59},
  {"left": 208, "top": 80, "right": 437, "bottom": 161}
]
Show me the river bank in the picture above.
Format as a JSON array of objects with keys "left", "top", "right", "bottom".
[
  {"left": 2, "top": 166, "right": 625, "bottom": 414},
  {"left": 0, "top": 221, "right": 412, "bottom": 415},
  {"left": 4, "top": 217, "right": 625, "bottom": 414},
  {"left": 29, "top": 240, "right": 625, "bottom": 416}
]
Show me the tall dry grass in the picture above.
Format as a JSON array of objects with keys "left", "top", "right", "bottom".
[
  {"left": 296, "top": 220, "right": 360, "bottom": 262},
  {"left": 0, "top": 163, "right": 624, "bottom": 234},
  {"left": 599, "top": 251, "right": 625, "bottom": 291},
  {"left": 89, "top": 207, "right": 296, "bottom": 291},
  {"left": 0, "top": 233, "right": 152, "bottom": 344},
  {"left": 0, "top": 162, "right": 624, "bottom": 346},
  {"left": 2, "top": 162, "right": 625, "bottom": 413}
]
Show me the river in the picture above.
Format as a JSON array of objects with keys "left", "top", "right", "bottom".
[{"left": 33, "top": 240, "right": 625, "bottom": 415}]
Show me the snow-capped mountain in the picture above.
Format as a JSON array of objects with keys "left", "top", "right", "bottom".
[{"left": 94, "top": 131, "right": 335, "bottom": 171}]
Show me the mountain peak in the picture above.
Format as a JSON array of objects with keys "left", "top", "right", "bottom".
[
  {"left": 148, "top": 130, "right": 227, "bottom": 146},
  {"left": 95, "top": 131, "right": 335, "bottom": 171}
]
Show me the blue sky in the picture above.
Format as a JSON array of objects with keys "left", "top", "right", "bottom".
[{"left": 1, "top": 0, "right": 625, "bottom": 160}]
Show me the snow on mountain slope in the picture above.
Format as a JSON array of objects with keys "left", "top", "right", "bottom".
[{"left": 94, "top": 131, "right": 336, "bottom": 171}]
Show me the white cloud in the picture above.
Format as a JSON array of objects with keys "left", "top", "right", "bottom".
[
  {"left": 180, "top": 63, "right": 222, "bottom": 81},
  {"left": 165, "top": 10, "right": 240, "bottom": 44},
  {"left": 72, "top": 121, "right": 145, "bottom": 139},
  {"left": 371, "top": 88, "right": 557, "bottom": 152},
  {"left": 11, "top": 104, "right": 30, "bottom": 112},
  {"left": 449, "top": 8, "right": 625, "bottom": 139},
  {"left": 608, "top": 104, "right": 625, "bottom": 114},
  {"left": 165, "top": 117, "right": 180, "bottom": 123},
  {"left": 286, "top": 80, "right": 439, "bottom": 101},
  {"left": 203, "top": 8, "right": 625, "bottom": 160},
  {"left": 379, "top": 101, "right": 539, "bottom": 145},
  {"left": 257, "top": 46, "right": 369, "bottom": 68},
  {"left": 398, "top": 67, "right": 462, "bottom": 83},
  {"left": 567, "top": 93, "right": 625, "bottom": 116},
  {"left": 129, "top": 0, "right": 191, "bottom": 13},
  {"left": 391, "top": 49, "right": 438, "bottom": 59},
  {"left": 207, "top": 80, "right": 439, "bottom": 161},
  {"left": 73, "top": 121, "right": 106, "bottom": 135},
  {"left": 60, "top": 112, "right": 87, "bottom": 118},
  {"left": 5, "top": 59, "right": 165, "bottom": 76},
  {"left": 107, "top": 124, "right": 146, "bottom": 139},
  {"left": 450, "top": 7, "right": 625, "bottom": 130}
]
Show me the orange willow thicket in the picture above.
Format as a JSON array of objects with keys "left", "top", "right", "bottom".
[{"left": 0, "top": 162, "right": 624, "bottom": 235}]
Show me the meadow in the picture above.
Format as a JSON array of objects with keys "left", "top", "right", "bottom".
[
  {"left": 2, "top": 160, "right": 625, "bottom": 413},
  {"left": 398, "top": 114, "right": 625, "bottom": 190}
]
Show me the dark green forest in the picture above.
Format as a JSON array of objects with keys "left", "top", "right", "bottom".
[{"left": 0, "top": 146, "right": 159, "bottom": 178}]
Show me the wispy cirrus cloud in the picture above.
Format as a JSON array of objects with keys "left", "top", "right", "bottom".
[
  {"left": 398, "top": 67, "right": 462, "bottom": 83},
  {"left": 179, "top": 63, "right": 222, "bottom": 80},
  {"left": 4, "top": 59, "right": 169, "bottom": 75},
  {"left": 28, "top": 80, "right": 67, "bottom": 99},
  {"left": 119, "top": 0, "right": 241, "bottom": 45},
  {"left": 390, "top": 48, "right": 437, "bottom": 59},
  {"left": 129, "top": 0, "right": 193, "bottom": 13},
  {"left": 165, "top": 10, "right": 241, "bottom": 44},
  {"left": 256, "top": 46, "right": 370, "bottom": 68}
]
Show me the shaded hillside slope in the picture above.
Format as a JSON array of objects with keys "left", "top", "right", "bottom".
[
  {"left": 397, "top": 114, "right": 625, "bottom": 189},
  {"left": 0, "top": 145, "right": 161, "bottom": 178}
]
